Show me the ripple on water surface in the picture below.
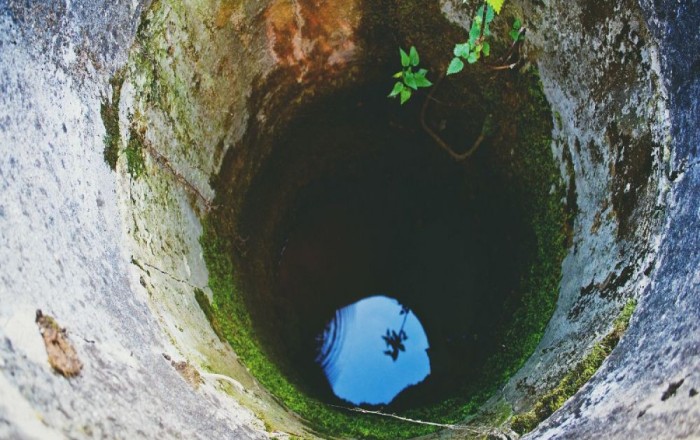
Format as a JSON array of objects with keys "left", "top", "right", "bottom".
[{"left": 316, "top": 295, "right": 431, "bottom": 405}]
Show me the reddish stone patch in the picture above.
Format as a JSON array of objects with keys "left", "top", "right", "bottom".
[
  {"left": 35, "top": 309, "right": 83, "bottom": 377},
  {"left": 215, "top": 4, "right": 235, "bottom": 29},
  {"left": 265, "top": 0, "right": 359, "bottom": 81}
]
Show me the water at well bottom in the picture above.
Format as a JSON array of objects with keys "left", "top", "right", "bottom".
[{"left": 316, "top": 295, "right": 430, "bottom": 405}]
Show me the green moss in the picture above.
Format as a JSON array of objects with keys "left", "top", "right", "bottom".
[
  {"left": 202, "top": 222, "right": 439, "bottom": 439},
  {"left": 510, "top": 299, "right": 638, "bottom": 435},
  {"left": 194, "top": 288, "right": 227, "bottom": 343},
  {"left": 482, "top": 68, "right": 568, "bottom": 382},
  {"left": 128, "top": 0, "right": 225, "bottom": 168},
  {"left": 554, "top": 111, "right": 563, "bottom": 131},
  {"left": 36, "top": 311, "right": 61, "bottom": 332},
  {"left": 99, "top": 67, "right": 146, "bottom": 178},
  {"left": 198, "top": 64, "right": 568, "bottom": 438},
  {"left": 377, "top": 67, "right": 571, "bottom": 427},
  {"left": 125, "top": 125, "right": 146, "bottom": 179},
  {"left": 100, "top": 69, "right": 126, "bottom": 170},
  {"left": 117, "top": 0, "right": 574, "bottom": 435}
]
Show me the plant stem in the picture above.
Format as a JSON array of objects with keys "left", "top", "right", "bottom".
[
  {"left": 498, "top": 26, "right": 526, "bottom": 64},
  {"left": 478, "top": 1, "right": 488, "bottom": 41},
  {"left": 420, "top": 74, "right": 487, "bottom": 161}
]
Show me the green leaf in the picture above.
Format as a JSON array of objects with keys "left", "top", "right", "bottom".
[
  {"left": 446, "top": 57, "right": 464, "bottom": 75},
  {"left": 513, "top": 19, "right": 522, "bottom": 30},
  {"left": 409, "top": 46, "right": 420, "bottom": 66},
  {"left": 467, "top": 52, "right": 478, "bottom": 64},
  {"left": 469, "top": 21, "right": 481, "bottom": 45},
  {"left": 417, "top": 68, "right": 428, "bottom": 77},
  {"left": 486, "top": 4, "right": 495, "bottom": 22},
  {"left": 454, "top": 43, "right": 470, "bottom": 58},
  {"left": 415, "top": 75, "right": 432, "bottom": 88},
  {"left": 400, "top": 88, "right": 411, "bottom": 105},
  {"left": 485, "top": 0, "right": 504, "bottom": 14},
  {"left": 404, "top": 71, "right": 418, "bottom": 90},
  {"left": 477, "top": 4, "right": 495, "bottom": 23},
  {"left": 388, "top": 81, "right": 404, "bottom": 98},
  {"left": 509, "top": 29, "right": 520, "bottom": 41},
  {"left": 486, "top": 5, "right": 496, "bottom": 23},
  {"left": 482, "top": 42, "right": 490, "bottom": 57},
  {"left": 400, "top": 48, "right": 410, "bottom": 67},
  {"left": 393, "top": 71, "right": 403, "bottom": 78}
]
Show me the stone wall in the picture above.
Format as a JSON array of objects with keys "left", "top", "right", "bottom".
[{"left": 0, "top": 0, "right": 697, "bottom": 438}]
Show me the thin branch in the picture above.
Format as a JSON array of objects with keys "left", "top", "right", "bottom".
[
  {"left": 328, "top": 404, "right": 506, "bottom": 436},
  {"left": 498, "top": 26, "right": 527, "bottom": 64},
  {"left": 139, "top": 261, "right": 203, "bottom": 290},
  {"left": 485, "top": 61, "right": 519, "bottom": 71},
  {"left": 424, "top": 93, "right": 462, "bottom": 107},
  {"left": 420, "top": 74, "right": 487, "bottom": 162},
  {"left": 140, "top": 137, "right": 216, "bottom": 212},
  {"left": 200, "top": 372, "right": 247, "bottom": 393},
  {"left": 399, "top": 309, "right": 409, "bottom": 334},
  {"left": 329, "top": 405, "right": 460, "bottom": 429},
  {"left": 482, "top": 25, "right": 528, "bottom": 73}
]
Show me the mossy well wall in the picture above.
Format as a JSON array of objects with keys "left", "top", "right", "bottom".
[{"left": 105, "top": 0, "right": 670, "bottom": 437}]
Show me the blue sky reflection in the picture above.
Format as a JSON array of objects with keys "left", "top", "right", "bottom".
[{"left": 317, "top": 295, "right": 431, "bottom": 405}]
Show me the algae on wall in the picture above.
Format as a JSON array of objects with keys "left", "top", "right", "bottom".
[
  {"left": 201, "top": 4, "right": 570, "bottom": 436},
  {"left": 115, "top": 0, "right": 571, "bottom": 437},
  {"left": 108, "top": 0, "right": 316, "bottom": 436},
  {"left": 101, "top": 69, "right": 126, "bottom": 170},
  {"left": 499, "top": 0, "right": 669, "bottom": 415},
  {"left": 510, "top": 300, "right": 638, "bottom": 434},
  {"left": 106, "top": 0, "right": 669, "bottom": 438}
]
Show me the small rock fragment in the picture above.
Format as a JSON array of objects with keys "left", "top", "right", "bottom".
[
  {"left": 35, "top": 309, "right": 83, "bottom": 377},
  {"left": 661, "top": 379, "right": 684, "bottom": 401},
  {"left": 172, "top": 360, "right": 202, "bottom": 390}
]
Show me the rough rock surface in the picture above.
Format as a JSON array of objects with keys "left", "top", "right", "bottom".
[
  {"left": 500, "top": 0, "right": 671, "bottom": 409},
  {"left": 525, "top": 0, "right": 700, "bottom": 438},
  {"left": 0, "top": 0, "right": 698, "bottom": 439},
  {"left": 0, "top": 1, "right": 267, "bottom": 438}
]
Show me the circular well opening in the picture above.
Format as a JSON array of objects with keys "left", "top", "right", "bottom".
[{"left": 214, "top": 73, "right": 567, "bottom": 431}]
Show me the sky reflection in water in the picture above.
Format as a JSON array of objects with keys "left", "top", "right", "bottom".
[{"left": 316, "top": 295, "right": 431, "bottom": 405}]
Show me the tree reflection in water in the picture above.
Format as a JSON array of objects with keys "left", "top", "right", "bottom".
[
  {"left": 316, "top": 296, "right": 430, "bottom": 405},
  {"left": 382, "top": 305, "right": 411, "bottom": 361}
]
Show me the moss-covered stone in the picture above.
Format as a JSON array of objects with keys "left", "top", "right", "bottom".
[
  {"left": 123, "top": 0, "right": 570, "bottom": 437},
  {"left": 100, "top": 69, "right": 126, "bottom": 170},
  {"left": 510, "top": 299, "right": 637, "bottom": 435},
  {"left": 125, "top": 125, "right": 146, "bottom": 179},
  {"left": 194, "top": 288, "right": 227, "bottom": 343},
  {"left": 200, "top": 64, "right": 567, "bottom": 440}
]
